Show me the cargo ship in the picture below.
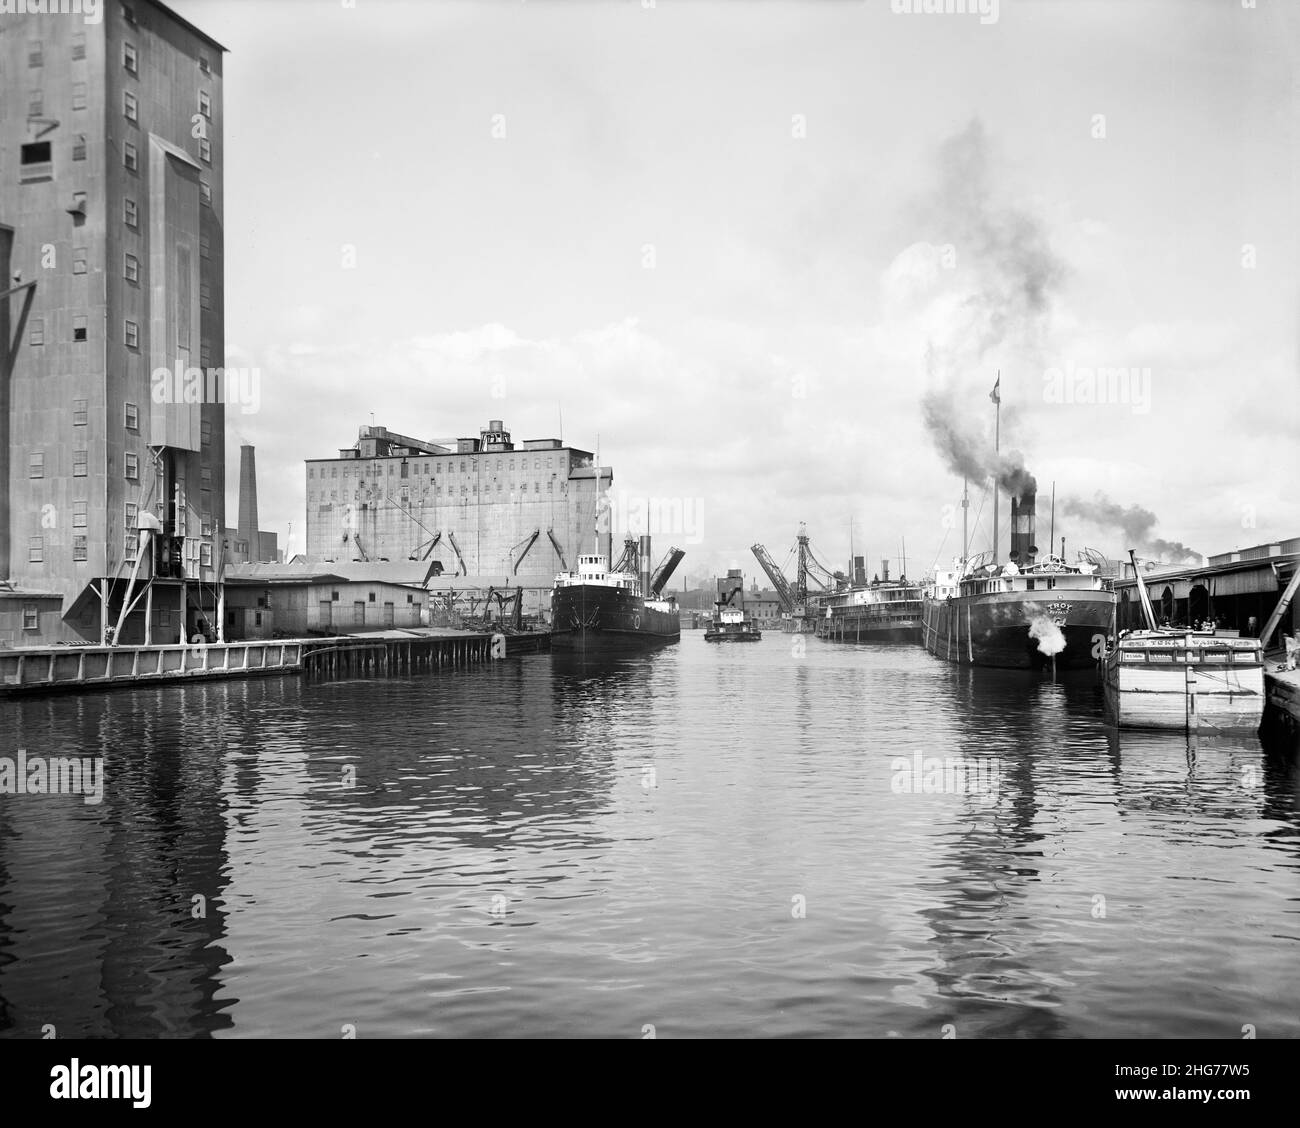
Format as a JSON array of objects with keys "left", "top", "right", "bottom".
[
  {"left": 921, "top": 489, "right": 1116, "bottom": 670},
  {"left": 550, "top": 535, "right": 683, "bottom": 654},
  {"left": 816, "top": 558, "right": 922, "bottom": 643}
]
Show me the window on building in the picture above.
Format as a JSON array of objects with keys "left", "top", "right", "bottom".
[
  {"left": 123, "top": 90, "right": 137, "bottom": 121},
  {"left": 198, "top": 89, "right": 211, "bottom": 118},
  {"left": 125, "top": 502, "right": 138, "bottom": 528},
  {"left": 28, "top": 537, "right": 43, "bottom": 564},
  {"left": 199, "top": 55, "right": 211, "bottom": 76},
  {"left": 73, "top": 82, "right": 88, "bottom": 110},
  {"left": 28, "top": 90, "right": 43, "bottom": 118},
  {"left": 124, "top": 320, "right": 139, "bottom": 349},
  {"left": 124, "top": 452, "right": 138, "bottom": 480},
  {"left": 368, "top": 593, "right": 376, "bottom": 603},
  {"left": 124, "top": 252, "right": 139, "bottom": 283},
  {"left": 123, "top": 141, "right": 137, "bottom": 171},
  {"left": 200, "top": 543, "right": 212, "bottom": 567},
  {"left": 200, "top": 340, "right": 211, "bottom": 367},
  {"left": 29, "top": 452, "right": 44, "bottom": 479},
  {"left": 123, "top": 41, "right": 137, "bottom": 75},
  {"left": 200, "top": 467, "right": 212, "bottom": 486},
  {"left": 199, "top": 137, "right": 211, "bottom": 163},
  {"left": 72, "top": 134, "right": 87, "bottom": 161},
  {"left": 200, "top": 233, "right": 210, "bottom": 259},
  {"left": 124, "top": 532, "right": 137, "bottom": 563},
  {"left": 124, "top": 198, "right": 138, "bottom": 227},
  {"left": 199, "top": 281, "right": 211, "bottom": 310},
  {"left": 331, "top": 591, "right": 339, "bottom": 602},
  {"left": 73, "top": 535, "right": 88, "bottom": 562},
  {"left": 23, "top": 605, "right": 39, "bottom": 631},
  {"left": 72, "top": 34, "right": 85, "bottom": 60},
  {"left": 125, "top": 401, "right": 139, "bottom": 430},
  {"left": 73, "top": 398, "right": 88, "bottom": 426},
  {"left": 29, "top": 40, "right": 43, "bottom": 66},
  {"left": 73, "top": 316, "right": 87, "bottom": 342},
  {"left": 20, "top": 140, "right": 52, "bottom": 182},
  {"left": 201, "top": 417, "right": 211, "bottom": 446},
  {"left": 29, "top": 319, "right": 44, "bottom": 346},
  {"left": 308, "top": 467, "right": 315, "bottom": 479},
  {"left": 73, "top": 449, "right": 88, "bottom": 477},
  {"left": 73, "top": 501, "right": 88, "bottom": 528},
  {"left": 200, "top": 181, "right": 211, "bottom": 207},
  {"left": 73, "top": 247, "right": 88, "bottom": 274}
]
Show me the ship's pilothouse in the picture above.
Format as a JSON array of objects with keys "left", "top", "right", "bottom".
[{"left": 554, "top": 554, "right": 638, "bottom": 590}]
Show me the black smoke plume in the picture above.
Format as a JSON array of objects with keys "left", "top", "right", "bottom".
[{"left": 1062, "top": 493, "right": 1201, "bottom": 564}]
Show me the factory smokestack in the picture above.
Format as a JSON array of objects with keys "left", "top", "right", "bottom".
[
  {"left": 1010, "top": 490, "right": 1037, "bottom": 565},
  {"left": 237, "top": 444, "right": 260, "bottom": 564}
]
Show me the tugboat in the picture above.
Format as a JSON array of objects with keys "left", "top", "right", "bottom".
[
  {"left": 550, "top": 535, "right": 682, "bottom": 654},
  {"left": 704, "top": 571, "right": 762, "bottom": 642}
]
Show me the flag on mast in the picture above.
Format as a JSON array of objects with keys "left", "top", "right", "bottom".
[{"left": 989, "top": 374, "right": 1001, "bottom": 404}]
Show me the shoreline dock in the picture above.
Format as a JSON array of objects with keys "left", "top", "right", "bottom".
[{"left": 0, "top": 629, "right": 551, "bottom": 698}]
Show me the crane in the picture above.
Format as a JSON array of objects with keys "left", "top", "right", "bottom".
[
  {"left": 510, "top": 529, "right": 540, "bottom": 575},
  {"left": 751, "top": 542, "right": 796, "bottom": 613},
  {"left": 547, "top": 529, "right": 568, "bottom": 571}
]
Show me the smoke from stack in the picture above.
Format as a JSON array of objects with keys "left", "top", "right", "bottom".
[
  {"left": 913, "top": 120, "right": 1062, "bottom": 505},
  {"left": 1061, "top": 492, "right": 1200, "bottom": 564}
]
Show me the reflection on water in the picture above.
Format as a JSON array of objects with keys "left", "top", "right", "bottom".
[{"left": 0, "top": 639, "right": 1297, "bottom": 1038}]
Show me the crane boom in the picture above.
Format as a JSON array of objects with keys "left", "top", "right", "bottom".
[{"left": 751, "top": 543, "right": 796, "bottom": 612}]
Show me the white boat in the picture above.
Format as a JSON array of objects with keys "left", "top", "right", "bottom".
[
  {"left": 1103, "top": 550, "right": 1263, "bottom": 730},
  {"left": 1104, "top": 628, "right": 1264, "bottom": 731}
]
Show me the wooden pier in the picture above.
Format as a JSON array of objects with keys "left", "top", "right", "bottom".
[
  {"left": 0, "top": 639, "right": 302, "bottom": 696},
  {"left": 0, "top": 629, "right": 551, "bottom": 698}
]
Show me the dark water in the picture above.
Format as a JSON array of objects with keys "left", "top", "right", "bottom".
[{"left": 1, "top": 635, "right": 1298, "bottom": 1039}]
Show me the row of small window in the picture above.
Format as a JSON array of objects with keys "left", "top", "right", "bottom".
[
  {"left": 63, "top": 400, "right": 141, "bottom": 429},
  {"left": 30, "top": 28, "right": 212, "bottom": 80},
  {"left": 311, "top": 481, "right": 558, "bottom": 503},
  {"left": 29, "top": 451, "right": 140, "bottom": 479},
  {"left": 28, "top": 317, "right": 138, "bottom": 347},
  {"left": 310, "top": 457, "right": 560, "bottom": 479},
  {"left": 25, "top": 535, "right": 214, "bottom": 568}
]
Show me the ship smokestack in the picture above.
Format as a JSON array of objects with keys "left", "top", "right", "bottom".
[
  {"left": 880, "top": 557, "right": 890, "bottom": 582},
  {"left": 639, "top": 535, "right": 652, "bottom": 598},
  {"left": 1010, "top": 490, "right": 1037, "bottom": 565},
  {"left": 853, "top": 556, "right": 866, "bottom": 586}
]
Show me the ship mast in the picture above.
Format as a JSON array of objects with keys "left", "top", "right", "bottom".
[
  {"left": 961, "top": 477, "right": 969, "bottom": 570},
  {"left": 990, "top": 371, "right": 1001, "bottom": 561}
]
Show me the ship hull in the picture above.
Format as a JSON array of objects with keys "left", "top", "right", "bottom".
[
  {"left": 550, "top": 584, "right": 680, "bottom": 654},
  {"left": 921, "top": 588, "right": 1115, "bottom": 670},
  {"left": 816, "top": 616, "right": 921, "bottom": 643},
  {"left": 1103, "top": 635, "right": 1264, "bottom": 731}
]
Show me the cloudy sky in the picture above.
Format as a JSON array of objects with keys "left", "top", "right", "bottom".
[{"left": 183, "top": 0, "right": 1298, "bottom": 583}]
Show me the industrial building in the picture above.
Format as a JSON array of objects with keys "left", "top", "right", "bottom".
[
  {"left": 1, "top": 1, "right": 228, "bottom": 646},
  {"left": 1114, "top": 537, "right": 1298, "bottom": 639},
  {"left": 305, "top": 420, "right": 613, "bottom": 616},
  {"left": 222, "top": 560, "right": 435, "bottom": 640}
]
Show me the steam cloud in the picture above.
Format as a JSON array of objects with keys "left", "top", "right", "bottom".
[
  {"left": 1026, "top": 613, "right": 1067, "bottom": 656},
  {"left": 914, "top": 120, "right": 1064, "bottom": 500},
  {"left": 1061, "top": 492, "right": 1201, "bottom": 564}
]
